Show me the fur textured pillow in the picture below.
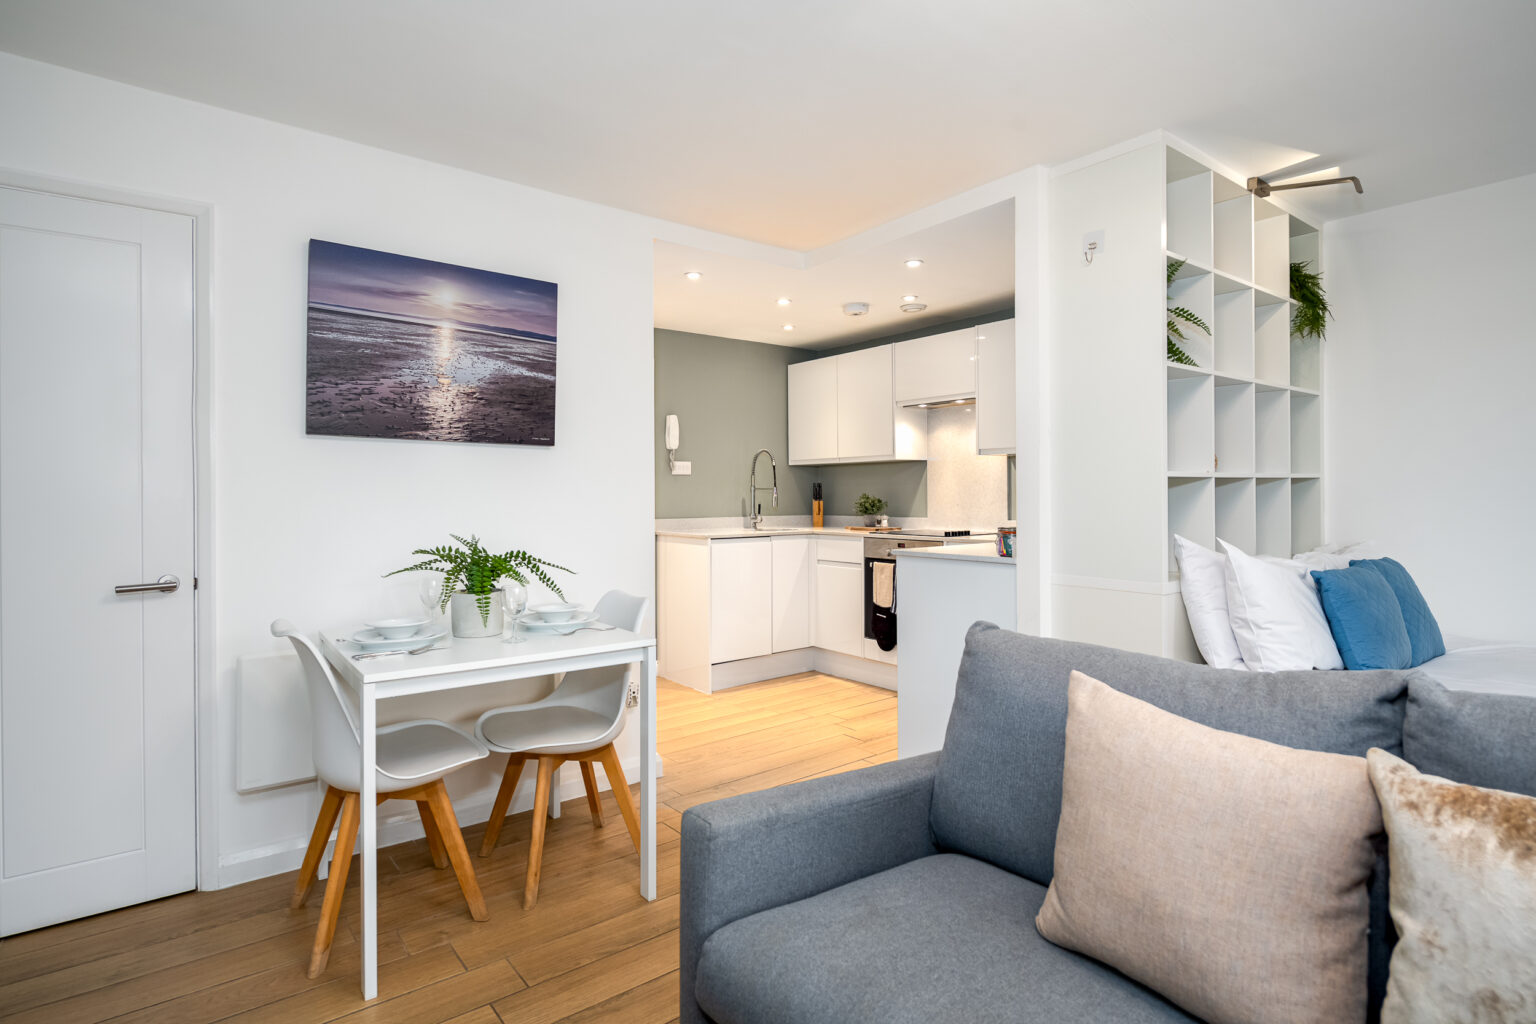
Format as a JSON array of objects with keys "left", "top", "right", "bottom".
[{"left": 1368, "top": 749, "right": 1536, "bottom": 1023}]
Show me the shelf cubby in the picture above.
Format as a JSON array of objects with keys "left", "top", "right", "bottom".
[
  {"left": 1169, "top": 476, "right": 1216, "bottom": 572},
  {"left": 1167, "top": 374, "right": 1215, "bottom": 476},
  {"left": 1214, "top": 381, "right": 1255, "bottom": 476},
  {"left": 1255, "top": 477, "right": 1293, "bottom": 557},
  {"left": 1290, "top": 334, "right": 1320, "bottom": 392},
  {"left": 1255, "top": 387, "right": 1291, "bottom": 477},
  {"left": 1213, "top": 288, "right": 1255, "bottom": 379},
  {"left": 1254, "top": 302, "right": 1291, "bottom": 386},
  {"left": 1215, "top": 477, "right": 1257, "bottom": 555},
  {"left": 1213, "top": 194, "right": 1254, "bottom": 281},
  {"left": 1291, "top": 477, "right": 1322, "bottom": 556},
  {"left": 1167, "top": 266, "right": 1215, "bottom": 369},
  {"left": 1253, "top": 199, "right": 1290, "bottom": 297},
  {"left": 1166, "top": 162, "right": 1214, "bottom": 266},
  {"left": 1290, "top": 391, "right": 1321, "bottom": 476}
]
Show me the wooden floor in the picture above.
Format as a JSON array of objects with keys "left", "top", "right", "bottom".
[{"left": 0, "top": 673, "right": 896, "bottom": 1024}]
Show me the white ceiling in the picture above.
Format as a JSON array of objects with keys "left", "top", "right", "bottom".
[
  {"left": 3, "top": 1, "right": 1533, "bottom": 249},
  {"left": 655, "top": 201, "right": 1014, "bottom": 346}
]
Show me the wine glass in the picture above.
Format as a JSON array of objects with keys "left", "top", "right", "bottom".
[
  {"left": 501, "top": 579, "right": 529, "bottom": 644},
  {"left": 417, "top": 572, "right": 442, "bottom": 625}
]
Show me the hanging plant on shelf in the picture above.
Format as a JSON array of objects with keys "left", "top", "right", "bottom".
[
  {"left": 1290, "top": 260, "right": 1331, "bottom": 339},
  {"left": 1166, "top": 258, "right": 1210, "bottom": 367}
]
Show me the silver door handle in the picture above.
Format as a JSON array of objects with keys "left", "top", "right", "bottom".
[{"left": 115, "top": 574, "right": 180, "bottom": 595}]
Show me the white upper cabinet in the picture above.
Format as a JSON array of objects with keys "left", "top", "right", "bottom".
[
  {"left": 893, "top": 328, "right": 976, "bottom": 403},
  {"left": 787, "top": 358, "right": 838, "bottom": 463},
  {"left": 976, "top": 319, "right": 1016, "bottom": 454},
  {"left": 835, "top": 346, "right": 895, "bottom": 460}
]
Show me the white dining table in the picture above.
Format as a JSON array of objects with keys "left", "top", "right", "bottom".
[{"left": 320, "top": 626, "right": 658, "bottom": 1000}]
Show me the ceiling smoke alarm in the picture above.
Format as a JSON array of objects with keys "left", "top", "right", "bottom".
[
  {"left": 899, "top": 301, "right": 928, "bottom": 313},
  {"left": 842, "top": 302, "right": 870, "bottom": 317}
]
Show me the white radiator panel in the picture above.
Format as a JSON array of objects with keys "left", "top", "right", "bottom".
[{"left": 236, "top": 652, "right": 315, "bottom": 792}]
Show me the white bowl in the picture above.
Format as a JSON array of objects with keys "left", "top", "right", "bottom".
[
  {"left": 529, "top": 602, "right": 583, "bottom": 623},
  {"left": 365, "top": 616, "right": 429, "bottom": 640}
]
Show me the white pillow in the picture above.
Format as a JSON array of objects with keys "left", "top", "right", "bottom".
[
  {"left": 1172, "top": 535, "right": 1246, "bottom": 670},
  {"left": 1292, "top": 540, "right": 1386, "bottom": 572},
  {"left": 1219, "top": 540, "right": 1344, "bottom": 671}
]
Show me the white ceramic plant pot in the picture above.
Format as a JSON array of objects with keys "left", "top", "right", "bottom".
[{"left": 450, "top": 590, "right": 504, "bottom": 638}]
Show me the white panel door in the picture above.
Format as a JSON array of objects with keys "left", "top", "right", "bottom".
[
  {"left": 0, "top": 188, "right": 196, "bottom": 936},
  {"left": 786, "top": 358, "right": 837, "bottom": 463},
  {"left": 814, "top": 562, "right": 865, "bottom": 658},
  {"left": 835, "top": 346, "right": 894, "bottom": 460},
  {"left": 976, "top": 319, "right": 1017, "bottom": 454},
  {"left": 769, "top": 536, "right": 810, "bottom": 653},
  {"left": 709, "top": 539, "right": 772, "bottom": 663},
  {"left": 892, "top": 328, "right": 976, "bottom": 403}
]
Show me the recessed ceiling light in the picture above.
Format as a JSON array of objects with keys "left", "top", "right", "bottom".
[
  {"left": 684, "top": 271, "right": 702, "bottom": 280},
  {"left": 901, "top": 294, "right": 918, "bottom": 303},
  {"left": 782, "top": 323, "right": 795, "bottom": 331},
  {"left": 776, "top": 297, "right": 792, "bottom": 306},
  {"left": 899, "top": 302, "right": 928, "bottom": 313},
  {"left": 904, "top": 259, "right": 924, "bottom": 269}
]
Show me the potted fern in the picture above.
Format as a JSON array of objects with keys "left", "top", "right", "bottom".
[
  {"left": 1290, "top": 261, "right": 1330, "bottom": 339},
  {"left": 386, "top": 534, "right": 572, "bottom": 638}
]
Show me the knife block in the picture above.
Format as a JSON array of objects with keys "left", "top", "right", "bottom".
[{"left": 812, "top": 500, "right": 824, "bottom": 528}]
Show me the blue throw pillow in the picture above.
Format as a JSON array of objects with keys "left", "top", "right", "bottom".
[
  {"left": 1311, "top": 567, "right": 1413, "bottom": 670},
  {"left": 1349, "top": 557, "right": 1446, "bottom": 667}
]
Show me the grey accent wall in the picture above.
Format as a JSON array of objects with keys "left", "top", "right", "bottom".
[{"left": 654, "top": 329, "right": 931, "bottom": 519}]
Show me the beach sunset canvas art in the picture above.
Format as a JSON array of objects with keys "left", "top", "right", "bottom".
[{"left": 306, "top": 240, "right": 558, "bottom": 445}]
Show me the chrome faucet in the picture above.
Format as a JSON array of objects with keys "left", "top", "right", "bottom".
[{"left": 747, "top": 448, "right": 778, "bottom": 529}]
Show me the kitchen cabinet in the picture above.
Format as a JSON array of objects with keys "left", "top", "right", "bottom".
[
  {"left": 976, "top": 318, "right": 1016, "bottom": 454},
  {"left": 814, "top": 561, "right": 865, "bottom": 658},
  {"left": 770, "top": 536, "right": 811, "bottom": 653},
  {"left": 787, "top": 358, "right": 838, "bottom": 463},
  {"left": 709, "top": 538, "right": 772, "bottom": 663},
  {"left": 893, "top": 328, "right": 976, "bottom": 403},
  {"left": 835, "top": 346, "right": 895, "bottom": 460}
]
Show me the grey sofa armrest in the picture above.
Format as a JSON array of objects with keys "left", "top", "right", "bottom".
[{"left": 679, "top": 752, "right": 940, "bottom": 1024}]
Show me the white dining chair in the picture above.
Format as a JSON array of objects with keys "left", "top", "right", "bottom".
[
  {"left": 473, "top": 590, "right": 649, "bottom": 908},
  {"left": 270, "top": 619, "right": 492, "bottom": 977}
]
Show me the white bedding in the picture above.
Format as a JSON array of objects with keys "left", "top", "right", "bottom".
[{"left": 1417, "top": 635, "right": 1536, "bottom": 698}]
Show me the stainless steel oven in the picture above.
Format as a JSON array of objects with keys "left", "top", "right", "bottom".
[{"left": 863, "top": 535, "right": 942, "bottom": 647}]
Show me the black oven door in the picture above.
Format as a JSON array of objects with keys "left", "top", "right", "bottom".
[{"left": 863, "top": 556, "right": 897, "bottom": 648}]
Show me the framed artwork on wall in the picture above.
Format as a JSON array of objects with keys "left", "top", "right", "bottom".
[{"left": 305, "top": 239, "right": 558, "bottom": 445}]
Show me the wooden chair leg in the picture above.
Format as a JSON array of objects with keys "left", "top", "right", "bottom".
[
  {"left": 479, "top": 753, "right": 527, "bottom": 858},
  {"left": 308, "top": 791, "right": 359, "bottom": 978},
  {"left": 424, "top": 780, "right": 489, "bottom": 922},
  {"left": 292, "top": 786, "right": 344, "bottom": 909},
  {"left": 579, "top": 760, "right": 604, "bottom": 827},
  {"left": 417, "top": 800, "right": 449, "bottom": 869},
  {"left": 596, "top": 744, "right": 642, "bottom": 855},
  {"left": 523, "top": 756, "right": 557, "bottom": 909}
]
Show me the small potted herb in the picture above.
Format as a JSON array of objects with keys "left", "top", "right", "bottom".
[
  {"left": 386, "top": 534, "right": 572, "bottom": 638},
  {"left": 854, "top": 493, "right": 888, "bottom": 528}
]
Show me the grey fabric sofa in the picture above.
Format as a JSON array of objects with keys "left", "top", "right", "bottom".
[{"left": 679, "top": 623, "right": 1536, "bottom": 1024}]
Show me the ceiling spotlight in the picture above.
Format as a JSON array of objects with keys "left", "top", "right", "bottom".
[
  {"left": 904, "top": 259, "right": 924, "bottom": 269},
  {"left": 901, "top": 294, "right": 918, "bottom": 303},
  {"left": 899, "top": 302, "right": 928, "bottom": 313},
  {"left": 782, "top": 323, "right": 795, "bottom": 331},
  {"left": 776, "top": 297, "right": 792, "bottom": 306},
  {"left": 684, "top": 271, "right": 702, "bottom": 280}
]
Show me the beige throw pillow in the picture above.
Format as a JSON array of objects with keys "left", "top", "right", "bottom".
[
  {"left": 1035, "top": 671, "right": 1382, "bottom": 1024},
  {"left": 1368, "top": 748, "right": 1536, "bottom": 1023}
]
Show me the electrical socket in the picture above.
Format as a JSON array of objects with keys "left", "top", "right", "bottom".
[
  {"left": 625, "top": 679, "right": 640, "bottom": 708},
  {"left": 671, "top": 461, "right": 692, "bottom": 475}
]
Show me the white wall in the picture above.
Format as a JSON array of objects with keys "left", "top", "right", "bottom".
[
  {"left": 0, "top": 52, "right": 688, "bottom": 886},
  {"left": 1324, "top": 172, "right": 1536, "bottom": 642}
]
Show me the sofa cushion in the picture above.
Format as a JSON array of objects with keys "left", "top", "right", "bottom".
[
  {"left": 1403, "top": 672, "right": 1536, "bottom": 797},
  {"left": 1037, "top": 672, "right": 1382, "bottom": 1024},
  {"left": 930, "top": 625, "right": 1409, "bottom": 1017},
  {"left": 695, "top": 853, "right": 1197, "bottom": 1024}
]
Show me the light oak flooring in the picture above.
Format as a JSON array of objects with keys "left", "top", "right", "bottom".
[{"left": 0, "top": 673, "right": 896, "bottom": 1024}]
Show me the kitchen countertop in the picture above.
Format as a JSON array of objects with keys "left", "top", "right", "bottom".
[
  {"left": 893, "top": 543, "right": 1015, "bottom": 564},
  {"left": 656, "top": 526, "right": 874, "bottom": 539}
]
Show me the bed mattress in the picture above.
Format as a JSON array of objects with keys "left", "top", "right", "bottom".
[{"left": 1419, "top": 636, "right": 1536, "bottom": 699}]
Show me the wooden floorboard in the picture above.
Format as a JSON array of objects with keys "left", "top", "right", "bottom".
[{"left": 0, "top": 673, "right": 895, "bottom": 1024}]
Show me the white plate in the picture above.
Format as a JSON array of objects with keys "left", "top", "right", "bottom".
[
  {"left": 348, "top": 625, "right": 449, "bottom": 651},
  {"left": 515, "top": 610, "right": 599, "bottom": 631}
]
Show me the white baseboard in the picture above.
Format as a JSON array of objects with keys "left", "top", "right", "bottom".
[
  {"left": 213, "top": 751, "right": 663, "bottom": 889},
  {"left": 707, "top": 649, "right": 815, "bottom": 690},
  {"left": 811, "top": 649, "right": 897, "bottom": 690}
]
